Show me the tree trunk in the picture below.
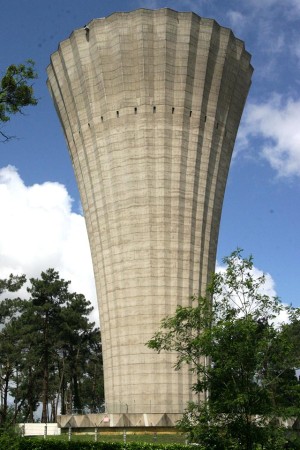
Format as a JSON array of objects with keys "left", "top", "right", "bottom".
[
  {"left": 41, "top": 314, "right": 49, "bottom": 423},
  {"left": 0, "top": 365, "right": 12, "bottom": 425},
  {"left": 56, "top": 355, "right": 65, "bottom": 420},
  {"left": 41, "top": 365, "right": 48, "bottom": 422},
  {"left": 73, "top": 372, "right": 81, "bottom": 413}
]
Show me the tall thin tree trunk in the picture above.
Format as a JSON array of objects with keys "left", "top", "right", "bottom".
[
  {"left": 28, "top": 367, "right": 35, "bottom": 422},
  {"left": 51, "top": 398, "right": 56, "bottom": 422},
  {"left": 2, "top": 365, "right": 12, "bottom": 424},
  {"left": 73, "top": 372, "right": 81, "bottom": 413},
  {"left": 56, "top": 355, "right": 65, "bottom": 420},
  {"left": 41, "top": 364, "right": 48, "bottom": 422},
  {"left": 41, "top": 314, "right": 49, "bottom": 423}
]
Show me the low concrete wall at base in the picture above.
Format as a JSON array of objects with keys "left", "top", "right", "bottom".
[
  {"left": 18, "top": 423, "right": 61, "bottom": 436},
  {"left": 57, "top": 413, "right": 182, "bottom": 429}
]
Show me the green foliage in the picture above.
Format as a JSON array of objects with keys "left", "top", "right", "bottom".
[
  {"left": 0, "top": 274, "right": 26, "bottom": 296},
  {"left": 0, "top": 434, "right": 22, "bottom": 450},
  {"left": 0, "top": 60, "right": 37, "bottom": 123},
  {"left": 147, "top": 249, "right": 300, "bottom": 450},
  {"left": 0, "top": 60, "right": 37, "bottom": 141},
  {"left": 0, "top": 269, "right": 103, "bottom": 425},
  {"left": 0, "top": 437, "right": 202, "bottom": 450}
]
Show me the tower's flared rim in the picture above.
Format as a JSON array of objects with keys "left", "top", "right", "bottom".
[{"left": 47, "top": 7, "right": 253, "bottom": 73}]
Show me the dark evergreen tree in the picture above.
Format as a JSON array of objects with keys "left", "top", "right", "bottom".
[
  {"left": 24, "top": 269, "right": 71, "bottom": 422},
  {"left": 57, "top": 293, "right": 103, "bottom": 415},
  {"left": 0, "top": 275, "right": 26, "bottom": 425},
  {"left": 0, "top": 269, "right": 103, "bottom": 423}
]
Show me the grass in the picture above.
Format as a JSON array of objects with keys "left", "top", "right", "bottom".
[{"left": 41, "top": 432, "right": 187, "bottom": 445}]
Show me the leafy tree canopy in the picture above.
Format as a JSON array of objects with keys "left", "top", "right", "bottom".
[
  {"left": 147, "top": 250, "right": 300, "bottom": 450},
  {"left": 0, "top": 60, "right": 37, "bottom": 140}
]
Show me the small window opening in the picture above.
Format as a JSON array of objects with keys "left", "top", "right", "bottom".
[
  {"left": 101, "top": 116, "right": 103, "bottom": 122},
  {"left": 216, "top": 122, "right": 219, "bottom": 129},
  {"left": 189, "top": 110, "right": 192, "bottom": 117},
  {"left": 134, "top": 107, "right": 137, "bottom": 114},
  {"left": 204, "top": 115, "right": 207, "bottom": 122},
  {"left": 84, "top": 25, "right": 90, "bottom": 42},
  {"left": 153, "top": 106, "right": 156, "bottom": 113},
  {"left": 172, "top": 107, "right": 175, "bottom": 114},
  {"left": 116, "top": 111, "right": 119, "bottom": 118}
]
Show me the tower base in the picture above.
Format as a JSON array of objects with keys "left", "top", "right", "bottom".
[{"left": 57, "top": 413, "right": 182, "bottom": 429}]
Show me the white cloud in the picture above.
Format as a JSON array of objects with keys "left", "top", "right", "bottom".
[
  {"left": 247, "top": 0, "right": 300, "bottom": 12},
  {"left": 136, "top": 0, "right": 161, "bottom": 8},
  {"left": 266, "top": 31, "right": 285, "bottom": 54},
  {"left": 178, "top": 0, "right": 206, "bottom": 9},
  {"left": 226, "top": 10, "right": 247, "bottom": 33},
  {"left": 292, "top": 41, "right": 300, "bottom": 62},
  {"left": 0, "top": 165, "right": 99, "bottom": 325},
  {"left": 216, "top": 261, "right": 277, "bottom": 299},
  {"left": 136, "top": 0, "right": 207, "bottom": 12},
  {"left": 237, "top": 94, "right": 300, "bottom": 178},
  {"left": 216, "top": 260, "right": 289, "bottom": 324},
  {"left": 246, "top": 0, "right": 279, "bottom": 7}
]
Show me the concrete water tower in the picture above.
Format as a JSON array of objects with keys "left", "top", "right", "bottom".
[{"left": 47, "top": 8, "right": 252, "bottom": 423}]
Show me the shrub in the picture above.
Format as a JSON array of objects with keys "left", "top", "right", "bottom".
[{"left": 0, "top": 437, "right": 203, "bottom": 450}]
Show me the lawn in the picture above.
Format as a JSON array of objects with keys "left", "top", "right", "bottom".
[{"left": 45, "top": 431, "right": 187, "bottom": 445}]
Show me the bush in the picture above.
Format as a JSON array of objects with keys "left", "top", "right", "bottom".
[
  {"left": 0, "top": 436, "right": 203, "bottom": 450},
  {"left": 18, "top": 440, "right": 123, "bottom": 450},
  {"left": 0, "top": 433, "right": 22, "bottom": 450}
]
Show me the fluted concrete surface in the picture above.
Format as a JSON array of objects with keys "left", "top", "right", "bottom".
[{"left": 47, "top": 8, "right": 253, "bottom": 414}]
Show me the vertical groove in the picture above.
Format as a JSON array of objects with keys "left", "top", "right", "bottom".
[
  {"left": 176, "top": 14, "right": 196, "bottom": 305},
  {"left": 163, "top": 8, "right": 179, "bottom": 409},
  {"left": 72, "top": 27, "right": 118, "bottom": 398},
  {"left": 196, "top": 24, "right": 229, "bottom": 294}
]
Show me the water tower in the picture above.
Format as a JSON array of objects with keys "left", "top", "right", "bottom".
[{"left": 47, "top": 8, "right": 252, "bottom": 423}]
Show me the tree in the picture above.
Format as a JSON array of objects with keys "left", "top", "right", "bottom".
[
  {"left": 0, "top": 275, "right": 26, "bottom": 426},
  {"left": 55, "top": 292, "right": 103, "bottom": 416},
  {"left": 16, "top": 270, "right": 103, "bottom": 422},
  {"left": 77, "top": 328, "right": 104, "bottom": 413},
  {"left": 23, "top": 269, "right": 72, "bottom": 423},
  {"left": 0, "top": 60, "right": 37, "bottom": 141},
  {"left": 147, "top": 250, "right": 300, "bottom": 450},
  {"left": 0, "top": 274, "right": 26, "bottom": 298},
  {"left": 0, "top": 270, "right": 103, "bottom": 424}
]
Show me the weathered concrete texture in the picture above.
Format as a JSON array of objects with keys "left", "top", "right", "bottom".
[
  {"left": 58, "top": 413, "right": 181, "bottom": 428},
  {"left": 56, "top": 414, "right": 300, "bottom": 431},
  {"left": 47, "top": 8, "right": 253, "bottom": 415}
]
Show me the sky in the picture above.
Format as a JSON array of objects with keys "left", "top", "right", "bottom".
[{"left": 0, "top": 0, "right": 300, "bottom": 323}]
